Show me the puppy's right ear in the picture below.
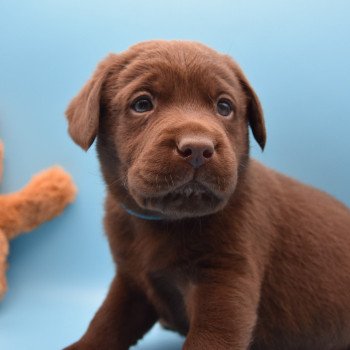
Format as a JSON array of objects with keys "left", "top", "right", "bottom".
[{"left": 65, "top": 54, "right": 117, "bottom": 151}]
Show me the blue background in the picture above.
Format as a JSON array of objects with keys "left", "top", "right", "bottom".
[{"left": 0, "top": 1, "right": 349, "bottom": 349}]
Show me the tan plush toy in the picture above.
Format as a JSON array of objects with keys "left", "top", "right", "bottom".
[{"left": 0, "top": 141, "right": 77, "bottom": 299}]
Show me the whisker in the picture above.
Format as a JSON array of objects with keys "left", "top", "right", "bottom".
[
  {"left": 170, "top": 174, "right": 175, "bottom": 187},
  {"left": 164, "top": 175, "right": 170, "bottom": 189}
]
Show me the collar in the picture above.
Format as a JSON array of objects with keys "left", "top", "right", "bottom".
[{"left": 120, "top": 204, "right": 163, "bottom": 221}]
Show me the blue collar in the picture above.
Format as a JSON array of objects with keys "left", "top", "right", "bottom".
[{"left": 120, "top": 204, "right": 163, "bottom": 221}]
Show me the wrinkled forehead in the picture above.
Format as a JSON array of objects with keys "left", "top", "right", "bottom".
[{"left": 113, "top": 43, "right": 242, "bottom": 102}]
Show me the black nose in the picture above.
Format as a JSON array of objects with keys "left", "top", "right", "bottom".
[{"left": 177, "top": 136, "right": 215, "bottom": 168}]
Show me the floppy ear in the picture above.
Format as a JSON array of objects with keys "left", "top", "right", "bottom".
[
  {"left": 65, "top": 54, "right": 117, "bottom": 151},
  {"left": 238, "top": 72, "right": 266, "bottom": 150},
  {"left": 224, "top": 57, "right": 267, "bottom": 150}
]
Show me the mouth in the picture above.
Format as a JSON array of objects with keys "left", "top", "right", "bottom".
[
  {"left": 141, "top": 180, "right": 226, "bottom": 218},
  {"left": 172, "top": 181, "right": 209, "bottom": 197}
]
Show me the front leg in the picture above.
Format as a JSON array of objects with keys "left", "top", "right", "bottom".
[
  {"left": 183, "top": 272, "right": 260, "bottom": 350},
  {"left": 65, "top": 273, "right": 157, "bottom": 350}
]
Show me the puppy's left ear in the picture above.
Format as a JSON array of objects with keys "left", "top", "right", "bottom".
[
  {"left": 65, "top": 54, "right": 118, "bottom": 151},
  {"left": 239, "top": 72, "right": 266, "bottom": 150},
  {"left": 224, "top": 57, "right": 267, "bottom": 150}
]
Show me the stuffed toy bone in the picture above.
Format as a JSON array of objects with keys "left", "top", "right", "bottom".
[{"left": 0, "top": 141, "right": 77, "bottom": 299}]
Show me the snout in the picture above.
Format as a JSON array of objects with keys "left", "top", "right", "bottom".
[
  {"left": 127, "top": 118, "right": 237, "bottom": 218},
  {"left": 176, "top": 136, "right": 215, "bottom": 169}
]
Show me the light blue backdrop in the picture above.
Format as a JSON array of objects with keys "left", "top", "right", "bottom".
[{"left": 0, "top": 1, "right": 349, "bottom": 349}]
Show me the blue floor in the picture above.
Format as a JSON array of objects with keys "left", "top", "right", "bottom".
[{"left": 0, "top": 1, "right": 349, "bottom": 349}]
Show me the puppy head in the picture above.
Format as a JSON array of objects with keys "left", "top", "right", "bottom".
[{"left": 66, "top": 41, "right": 266, "bottom": 219}]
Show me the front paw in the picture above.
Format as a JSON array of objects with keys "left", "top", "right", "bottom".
[
  {"left": 63, "top": 340, "right": 124, "bottom": 350},
  {"left": 63, "top": 341, "right": 92, "bottom": 350}
]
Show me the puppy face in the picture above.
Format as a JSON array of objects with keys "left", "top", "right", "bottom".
[{"left": 66, "top": 41, "right": 266, "bottom": 219}]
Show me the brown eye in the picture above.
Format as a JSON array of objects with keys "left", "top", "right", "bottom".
[
  {"left": 131, "top": 96, "right": 153, "bottom": 113},
  {"left": 217, "top": 99, "right": 233, "bottom": 117}
]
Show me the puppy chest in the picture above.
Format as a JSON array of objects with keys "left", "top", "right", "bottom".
[{"left": 147, "top": 270, "right": 190, "bottom": 335}]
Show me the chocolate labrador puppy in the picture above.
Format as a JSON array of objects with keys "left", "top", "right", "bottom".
[{"left": 64, "top": 41, "right": 350, "bottom": 350}]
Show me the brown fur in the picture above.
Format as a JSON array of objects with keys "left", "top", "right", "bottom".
[
  {"left": 64, "top": 41, "right": 350, "bottom": 350},
  {"left": 0, "top": 141, "right": 77, "bottom": 298}
]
